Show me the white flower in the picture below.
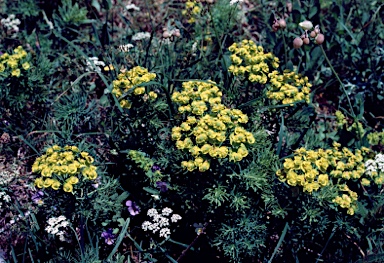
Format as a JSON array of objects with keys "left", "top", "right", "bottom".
[
  {"left": 152, "top": 214, "right": 162, "bottom": 222},
  {"left": 57, "top": 215, "right": 66, "bottom": 222},
  {"left": 162, "top": 207, "right": 173, "bottom": 216},
  {"left": 151, "top": 194, "right": 160, "bottom": 200},
  {"left": 48, "top": 217, "right": 57, "bottom": 225},
  {"left": 147, "top": 208, "right": 158, "bottom": 217},
  {"left": 229, "top": 0, "right": 244, "bottom": 6},
  {"left": 142, "top": 221, "right": 152, "bottom": 231},
  {"left": 85, "top": 57, "right": 105, "bottom": 72},
  {"left": 132, "top": 32, "right": 151, "bottom": 41},
  {"left": 119, "top": 44, "right": 134, "bottom": 52},
  {"left": 158, "top": 217, "right": 169, "bottom": 228},
  {"left": 159, "top": 228, "right": 171, "bottom": 238},
  {"left": 299, "top": 20, "right": 314, "bottom": 30},
  {"left": 58, "top": 221, "right": 69, "bottom": 228},
  {"left": 170, "top": 214, "right": 182, "bottom": 223},
  {"left": 148, "top": 222, "right": 160, "bottom": 233},
  {"left": 50, "top": 228, "right": 59, "bottom": 235},
  {"left": 125, "top": 4, "right": 140, "bottom": 11}
]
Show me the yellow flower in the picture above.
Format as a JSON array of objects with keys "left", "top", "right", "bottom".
[
  {"left": 11, "top": 69, "right": 21, "bottom": 77},
  {"left": 85, "top": 155, "right": 94, "bottom": 164},
  {"left": 41, "top": 167, "right": 52, "bottom": 177},
  {"left": 318, "top": 174, "right": 329, "bottom": 186},
  {"left": 22, "top": 62, "right": 30, "bottom": 70},
  {"left": 361, "top": 178, "right": 370, "bottom": 186},
  {"left": 43, "top": 178, "right": 54, "bottom": 188},
  {"left": 71, "top": 146, "right": 79, "bottom": 152},
  {"left": 34, "top": 177, "right": 44, "bottom": 188},
  {"left": 347, "top": 207, "right": 355, "bottom": 215},
  {"left": 104, "top": 64, "right": 114, "bottom": 71},
  {"left": 198, "top": 161, "right": 210, "bottom": 172},
  {"left": 67, "top": 176, "right": 79, "bottom": 184},
  {"left": 63, "top": 183, "right": 73, "bottom": 193},
  {"left": 286, "top": 170, "right": 298, "bottom": 186},
  {"left": 134, "top": 87, "right": 145, "bottom": 95},
  {"left": 60, "top": 165, "right": 69, "bottom": 175},
  {"left": 51, "top": 180, "right": 61, "bottom": 190},
  {"left": 148, "top": 91, "right": 157, "bottom": 100}
]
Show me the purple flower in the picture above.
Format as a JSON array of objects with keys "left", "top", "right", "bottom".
[
  {"left": 31, "top": 191, "right": 44, "bottom": 205},
  {"left": 101, "top": 228, "right": 115, "bottom": 245},
  {"left": 151, "top": 165, "right": 161, "bottom": 172},
  {"left": 126, "top": 200, "right": 140, "bottom": 216},
  {"left": 156, "top": 181, "right": 168, "bottom": 192}
]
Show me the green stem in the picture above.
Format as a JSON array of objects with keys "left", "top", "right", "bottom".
[
  {"left": 208, "top": 6, "right": 228, "bottom": 71},
  {"left": 281, "top": 30, "right": 288, "bottom": 67},
  {"left": 320, "top": 45, "right": 355, "bottom": 118}
]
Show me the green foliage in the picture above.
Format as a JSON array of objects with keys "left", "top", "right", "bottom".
[{"left": 2, "top": 0, "right": 384, "bottom": 262}]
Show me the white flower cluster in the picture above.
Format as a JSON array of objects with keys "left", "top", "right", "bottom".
[
  {"left": 85, "top": 57, "right": 105, "bottom": 72},
  {"left": 365, "top": 153, "right": 384, "bottom": 176},
  {"left": 118, "top": 43, "right": 134, "bottom": 52},
  {"left": 0, "top": 163, "right": 20, "bottom": 186},
  {"left": 1, "top": 14, "right": 21, "bottom": 37},
  {"left": 142, "top": 207, "right": 182, "bottom": 238},
  {"left": 229, "top": 0, "right": 244, "bottom": 6},
  {"left": 0, "top": 191, "right": 11, "bottom": 211},
  {"left": 132, "top": 32, "right": 151, "bottom": 41},
  {"left": 45, "top": 215, "right": 70, "bottom": 242}
]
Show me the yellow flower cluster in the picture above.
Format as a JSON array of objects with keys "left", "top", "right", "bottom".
[
  {"left": 276, "top": 142, "right": 371, "bottom": 215},
  {"left": 171, "top": 81, "right": 255, "bottom": 172},
  {"left": 182, "top": 0, "right": 201, "bottom": 24},
  {"left": 332, "top": 184, "right": 358, "bottom": 215},
  {"left": 228, "top": 40, "right": 311, "bottom": 105},
  {"left": 367, "top": 131, "right": 384, "bottom": 146},
  {"left": 335, "top": 110, "right": 347, "bottom": 127},
  {"left": 112, "top": 66, "right": 157, "bottom": 109},
  {"left": 0, "top": 46, "right": 30, "bottom": 77},
  {"left": 266, "top": 70, "right": 311, "bottom": 105},
  {"left": 32, "top": 145, "right": 97, "bottom": 193},
  {"left": 127, "top": 150, "right": 154, "bottom": 172}
]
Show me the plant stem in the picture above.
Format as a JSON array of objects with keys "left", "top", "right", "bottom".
[
  {"left": 281, "top": 30, "right": 288, "bottom": 67},
  {"left": 319, "top": 45, "right": 355, "bottom": 118}
]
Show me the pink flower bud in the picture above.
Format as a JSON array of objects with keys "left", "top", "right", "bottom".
[
  {"left": 278, "top": 19, "right": 287, "bottom": 29},
  {"left": 315, "top": 33, "right": 325, "bottom": 44},
  {"left": 293, "top": 37, "right": 303, "bottom": 49}
]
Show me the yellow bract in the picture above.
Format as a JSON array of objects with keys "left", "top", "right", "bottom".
[
  {"left": 0, "top": 46, "right": 30, "bottom": 78},
  {"left": 32, "top": 145, "right": 98, "bottom": 193},
  {"left": 111, "top": 66, "right": 157, "bottom": 109},
  {"left": 172, "top": 80, "right": 255, "bottom": 172},
  {"left": 228, "top": 40, "right": 311, "bottom": 105},
  {"left": 276, "top": 142, "right": 372, "bottom": 215}
]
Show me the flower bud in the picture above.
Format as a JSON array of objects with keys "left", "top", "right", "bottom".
[
  {"left": 303, "top": 37, "right": 310, "bottom": 45},
  {"left": 293, "top": 37, "right": 303, "bottom": 49},
  {"left": 163, "top": 31, "right": 170, "bottom": 38},
  {"left": 315, "top": 33, "right": 324, "bottom": 44},
  {"left": 173, "top": 29, "right": 181, "bottom": 37},
  {"left": 299, "top": 20, "right": 313, "bottom": 30},
  {"left": 278, "top": 19, "right": 286, "bottom": 29},
  {"left": 310, "top": 31, "right": 317, "bottom": 38}
]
